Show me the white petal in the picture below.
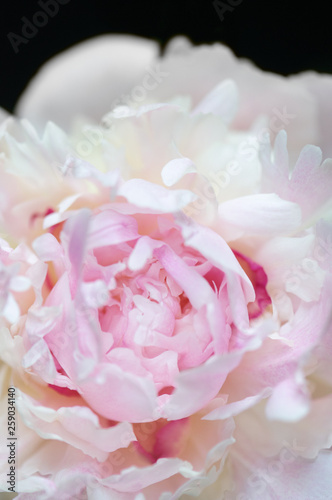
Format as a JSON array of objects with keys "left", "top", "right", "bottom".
[
  {"left": 16, "top": 35, "right": 159, "bottom": 131},
  {"left": 218, "top": 193, "right": 302, "bottom": 239},
  {"left": 266, "top": 376, "right": 310, "bottom": 422},
  {"left": 119, "top": 178, "right": 197, "bottom": 212},
  {"left": 10, "top": 275, "right": 31, "bottom": 292},
  {"left": 192, "top": 79, "right": 239, "bottom": 124},
  {"left": 2, "top": 293, "right": 20, "bottom": 323},
  {"left": 161, "top": 157, "right": 196, "bottom": 187}
]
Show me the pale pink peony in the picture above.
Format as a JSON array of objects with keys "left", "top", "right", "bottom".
[{"left": 0, "top": 36, "right": 332, "bottom": 500}]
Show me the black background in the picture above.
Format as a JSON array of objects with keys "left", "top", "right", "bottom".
[{"left": 1, "top": 0, "right": 331, "bottom": 113}]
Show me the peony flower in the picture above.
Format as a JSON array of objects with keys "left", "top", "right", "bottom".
[{"left": 1, "top": 35, "right": 332, "bottom": 499}]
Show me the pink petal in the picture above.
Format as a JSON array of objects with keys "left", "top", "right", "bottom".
[
  {"left": 161, "top": 351, "right": 247, "bottom": 420},
  {"left": 16, "top": 391, "right": 136, "bottom": 461},
  {"left": 87, "top": 209, "right": 138, "bottom": 249},
  {"left": 79, "top": 362, "right": 158, "bottom": 422}
]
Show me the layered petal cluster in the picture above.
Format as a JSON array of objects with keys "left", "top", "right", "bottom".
[{"left": 0, "top": 36, "right": 332, "bottom": 500}]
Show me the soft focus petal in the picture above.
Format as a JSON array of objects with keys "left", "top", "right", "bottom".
[{"left": 16, "top": 35, "right": 159, "bottom": 131}]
